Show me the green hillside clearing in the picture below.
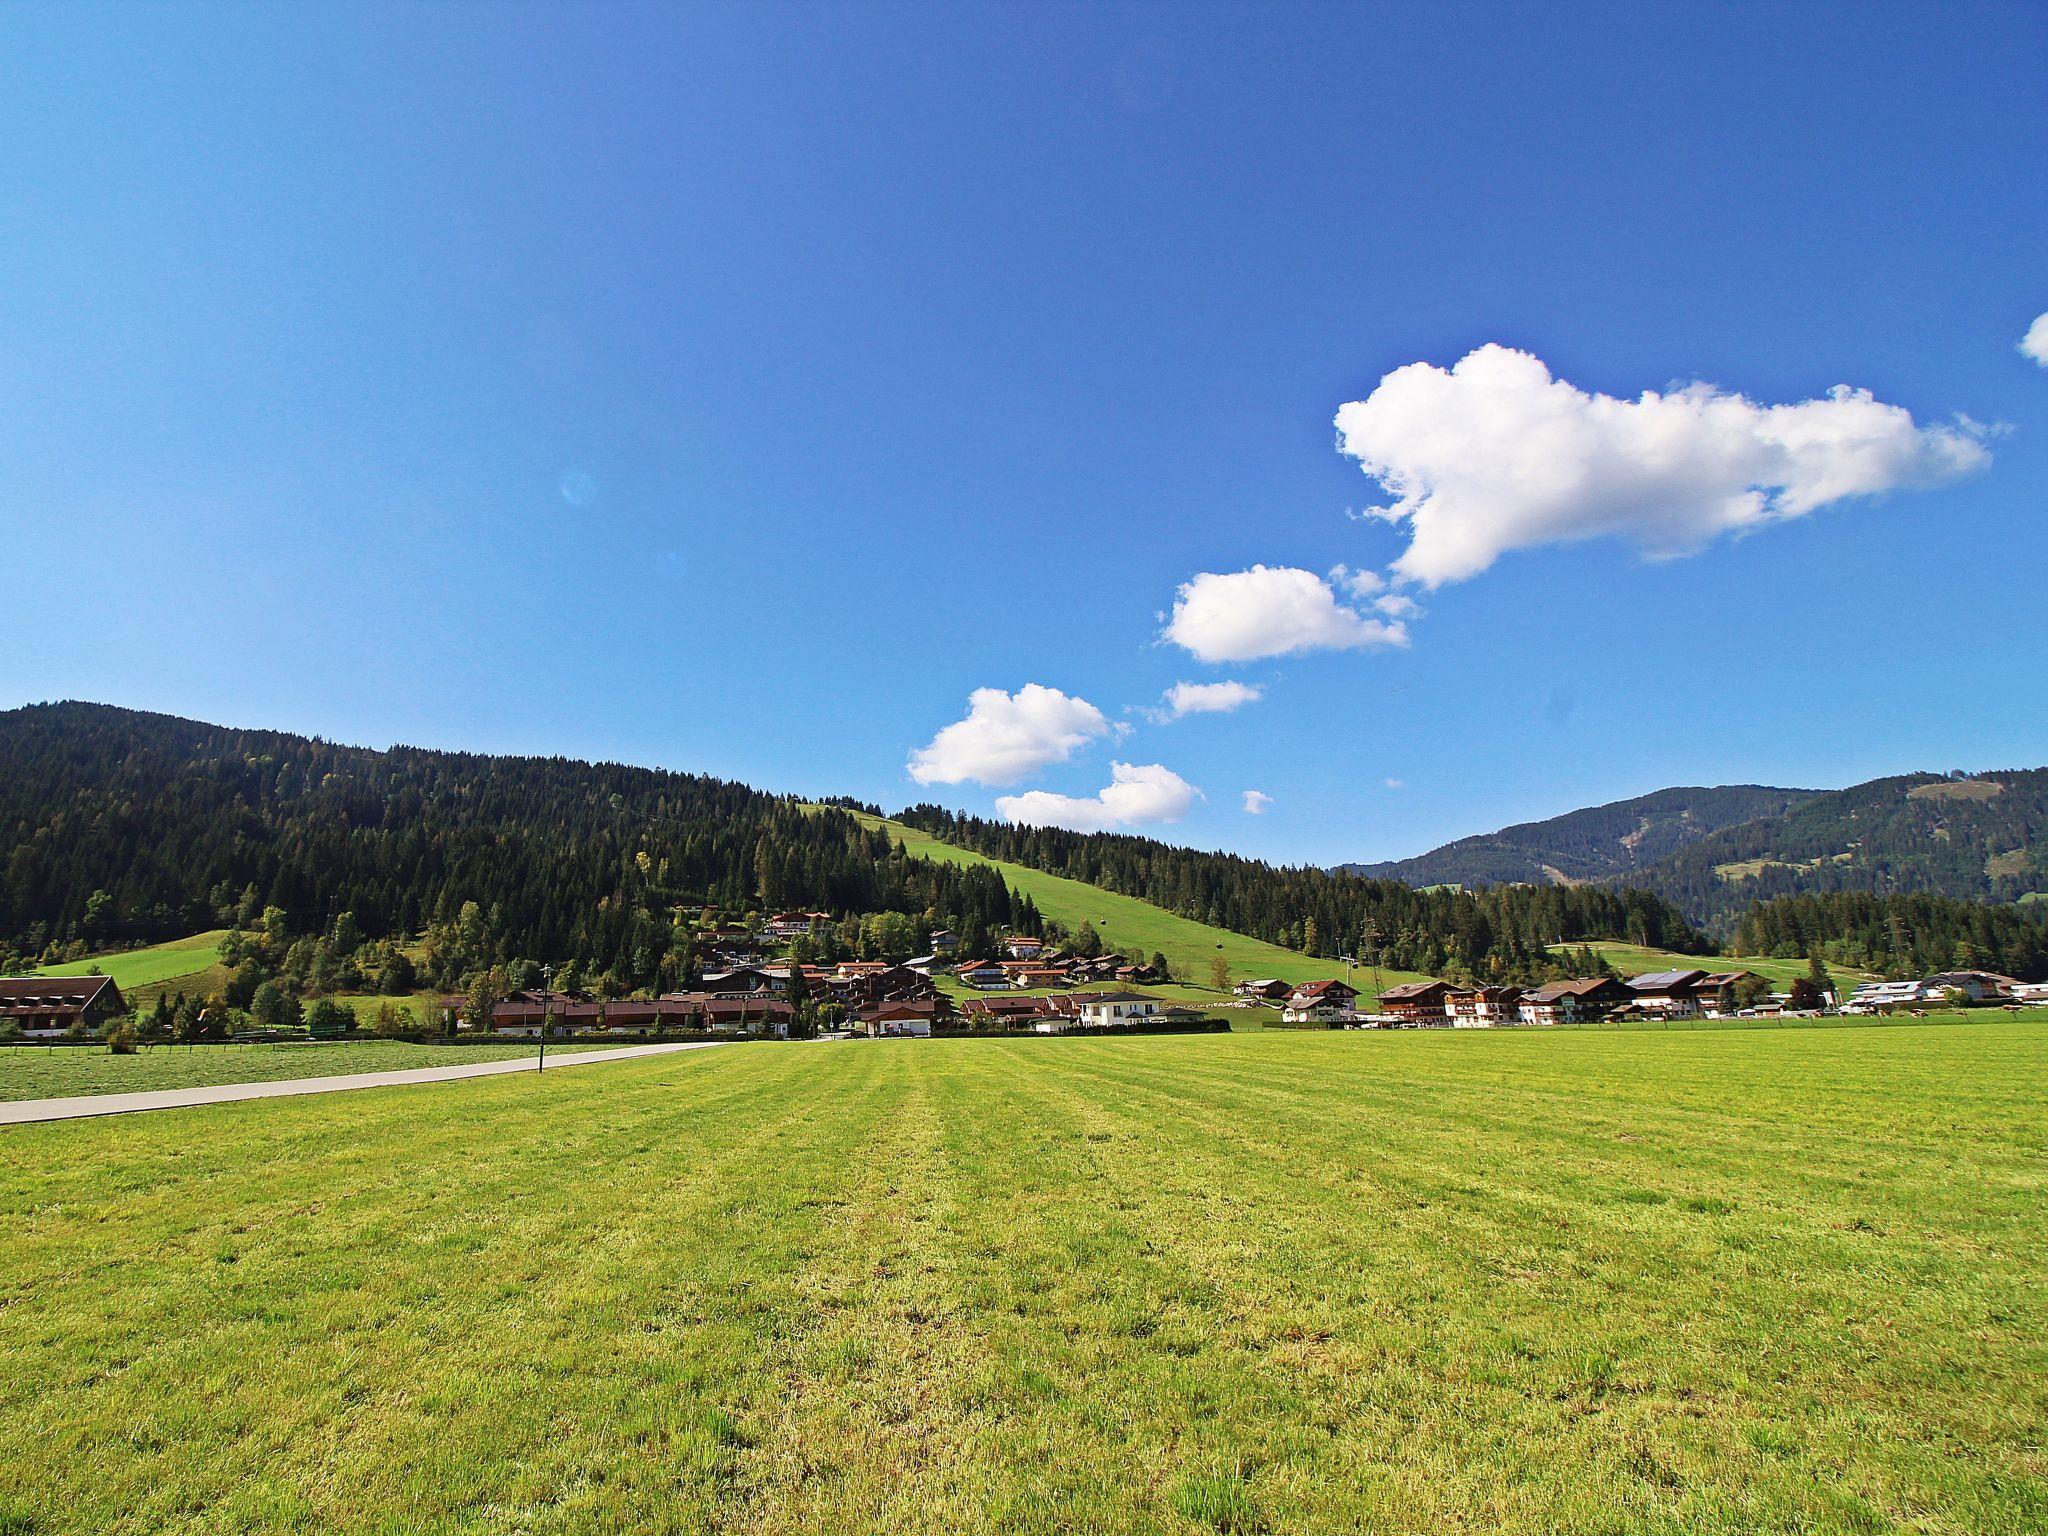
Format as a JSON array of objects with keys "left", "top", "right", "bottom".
[
  {"left": 32, "top": 930, "right": 229, "bottom": 991},
  {"left": 848, "top": 812, "right": 1428, "bottom": 999}
]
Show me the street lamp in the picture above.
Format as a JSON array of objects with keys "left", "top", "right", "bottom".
[{"left": 539, "top": 962, "right": 553, "bottom": 1074}]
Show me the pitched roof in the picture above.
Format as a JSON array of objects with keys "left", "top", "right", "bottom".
[
  {"left": 1376, "top": 981, "right": 1445, "bottom": 1001},
  {"left": 0, "top": 975, "right": 122, "bottom": 1010},
  {"left": 1626, "top": 969, "right": 1707, "bottom": 992}
]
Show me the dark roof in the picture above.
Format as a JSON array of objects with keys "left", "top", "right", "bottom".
[
  {"left": 0, "top": 975, "right": 123, "bottom": 1010},
  {"left": 1626, "top": 969, "right": 1707, "bottom": 992},
  {"left": 1525, "top": 977, "right": 1628, "bottom": 1003},
  {"left": 1377, "top": 981, "right": 1446, "bottom": 1001},
  {"left": 1294, "top": 978, "right": 1362, "bottom": 998},
  {"left": 1080, "top": 990, "right": 1157, "bottom": 1004}
]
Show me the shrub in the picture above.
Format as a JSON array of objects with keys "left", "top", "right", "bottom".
[{"left": 104, "top": 1018, "right": 140, "bottom": 1055}]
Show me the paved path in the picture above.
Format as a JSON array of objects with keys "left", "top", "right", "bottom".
[{"left": 0, "top": 1042, "right": 724, "bottom": 1127}]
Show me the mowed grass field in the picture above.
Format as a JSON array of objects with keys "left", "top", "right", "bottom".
[
  {"left": 1551, "top": 941, "right": 1877, "bottom": 991},
  {"left": 0, "top": 1039, "right": 648, "bottom": 1102},
  {"left": 32, "top": 930, "right": 229, "bottom": 991},
  {"left": 849, "top": 811, "right": 1431, "bottom": 997},
  {"left": 4, "top": 1023, "right": 2044, "bottom": 1534}
]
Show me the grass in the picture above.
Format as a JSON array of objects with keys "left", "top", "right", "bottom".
[
  {"left": 844, "top": 811, "right": 1430, "bottom": 999},
  {"left": 31, "top": 929, "right": 229, "bottom": 990},
  {"left": 1550, "top": 940, "right": 1875, "bottom": 991},
  {"left": 0, "top": 1038, "right": 650, "bottom": 1102},
  {"left": 1, "top": 1022, "right": 2043, "bottom": 1533}
]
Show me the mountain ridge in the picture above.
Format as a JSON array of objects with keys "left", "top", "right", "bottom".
[{"left": 1340, "top": 770, "right": 2048, "bottom": 930}]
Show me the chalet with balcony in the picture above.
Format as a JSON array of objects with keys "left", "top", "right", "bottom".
[
  {"left": 1374, "top": 980, "right": 1450, "bottom": 1024},
  {"left": 1518, "top": 977, "right": 1632, "bottom": 1026},
  {"left": 1443, "top": 985, "right": 1523, "bottom": 1027}
]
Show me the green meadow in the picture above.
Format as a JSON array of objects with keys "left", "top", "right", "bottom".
[
  {"left": 0, "top": 1038, "right": 648, "bottom": 1102},
  {"left": 2, "top": 1022, "right": 2042, "bottom": 1534},
  {"left": 851, "top": 811, "right": 1429, "bottom": 996},
  {"left": 32, "top": 930, "right": 229, "bottom": 992}
]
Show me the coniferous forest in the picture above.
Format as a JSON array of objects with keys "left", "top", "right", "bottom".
[{"left": 7, "top": 702, "right": 2042, "bottom": 991}]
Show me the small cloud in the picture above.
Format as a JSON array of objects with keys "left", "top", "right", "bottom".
[
  {"left": 1372, "top": 592, "right": 1422, "bottom": 620},
  {"left": 1330, "top": 563, "right": 1385, "bottom": 598},
  {"left": 1334, "top": 343, "right": 1990, "bottom": 588},
  {"left": 1241, "top": 789, "right": 1274, "bottom": 815},
  {"left": 908, "top": 684, "right": 1110, "bottom": 787},
  {"left": 1163, "top": 565, "right": 1408, "bottom": 663},
  {"left": 1384, "top": 777, "right": 1404, "bottom": 790},
  {"left": 1157, "top": 680, "right": 1263, "bottom": 720},
  {"left": 996, "top": 762, "right": 1200, "bottom": 833},
  {"left": 2023, "top": 311, "right": 2048, "bottom": 368}
]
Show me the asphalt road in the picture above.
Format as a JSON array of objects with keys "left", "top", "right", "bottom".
[{"left": 0, "top": 1041, "right": 725, "bottom": 1126}]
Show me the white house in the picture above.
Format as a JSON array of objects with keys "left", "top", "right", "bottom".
[{"left": 1074, "top": 990, "right": 1160, "bottom": 1028}]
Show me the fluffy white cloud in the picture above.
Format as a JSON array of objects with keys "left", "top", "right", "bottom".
[
  {"left": 1384, "top": 777, "right": 1404, "bottom": 790},
  {"left": 996, "top": 762, "right": 1199, "bottom": 833},
  {"left": 1163, "top": 564, "right": 1408, "bottom": 662},
  {"left": 2023, "top": 312, "right": 2048, "bottom": 367},
  {"left": 1334, "top": 343, "right": 1990, "bottom": 588},
  {"left": 1159, "top": 680, "right": 1263, "bottom": 719},
  {"left": 1241, "top": 789, "right": 1274, "bottom": 815},
  {"left": 908, "top": 684, "right": 1109, "bottom": 786}
]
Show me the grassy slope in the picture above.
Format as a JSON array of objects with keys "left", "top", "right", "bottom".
[
  {"left": 852, "top": 812, "right": 1429, "bottom": 999},
  {"left": 31, "top": 930, "right": 229, "bottom": 990},
  {"left": 2, "top": 1024, "right": 2043, "bottom": 1534},
  {"left": 0, "top": 1038, "right": 647, "bottom": 1102},
  {"left": 1552, "top": 941, "right": 1877, "bottom": 990}
]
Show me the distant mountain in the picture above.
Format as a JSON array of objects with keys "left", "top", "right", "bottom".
[
  {"left": 1338, "top": 785, "right": 1818, "bottom": 888},
  {"left": 1343, "top": 770, "right": 2048, "bottom": 933},
  {"left": 1620, "top": 770, "right": 2048, "bottom": 929}
]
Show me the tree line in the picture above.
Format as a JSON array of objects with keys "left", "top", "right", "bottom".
[
  {"left": 897, "top": 805, "right": 1711, "bottom": 983},
  {"left": 1730, "top": 890, "right": 2048, "bottom": 980}
]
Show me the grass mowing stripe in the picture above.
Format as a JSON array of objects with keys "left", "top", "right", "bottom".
[{"left": 2, "top": 1030, "right": 2042, "bottom": 1534}]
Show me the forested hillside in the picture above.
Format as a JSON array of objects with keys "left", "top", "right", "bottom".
[
  {"left": 2, "top": 702, "right": 1716, "bottom": 995},
  {"left": 0, "top": 702, "right": 1029, "bottom": 984},
  {"left": 897, "top": 805, "right": 1709, "bottom": 982},
  {"left": 1624, "top": 770, "right": 2048, "bottom": 928},
  {"left": 1338, "top": 784, "right": 1816, "bottom": 888},
  {"left": 1731, "top": 891, "right": 2048, "bottom": 981}
]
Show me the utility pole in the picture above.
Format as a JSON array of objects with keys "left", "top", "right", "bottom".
[{"left": 539, "top": 962, "right": 553, "bottom": 1073}]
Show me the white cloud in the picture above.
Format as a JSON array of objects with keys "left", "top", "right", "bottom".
[
  {"left": 1372, "top": 592, "right": 1421, "bottom": 620},
  {"left": 1334, "top": 343, "right": 1990, "bottom": 588},
  {"left": 1159, "top": 680, "right": 1263, "bottom": 719},
  {"left": 2022, "top": 312, "right": 2048, "bottom": 367},
  {"left": 908, "top": 684, "right": 1109, "bottom": 786},
  {"left": 1330, "top": 563, "right": 1384, "bottom": 598},
  {"left": 996, "top": 762, "right": 1200, "bottom": 833},
  {"left": 1241, "top": 789, "right": 1274, "bottom": 815},
  {"left": 1163, "top": 564, "right": 1409, "bottom": 662},
  {"left": 1384, "top": 777, "right": 1404, "bottom": 790}
]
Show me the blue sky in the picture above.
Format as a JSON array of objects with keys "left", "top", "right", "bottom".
[{"left": 3, "top": 1, "right": 2044, "bottom": 864}]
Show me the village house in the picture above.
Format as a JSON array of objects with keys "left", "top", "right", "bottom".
[
  {"left": 1518, "top": 977, "right": 1632, "bottom": 1026},
  {"left": 700, "top": 997, "right": 795, "bottom": 1035},
  {"left": 0, "top": 975, "right": 127, "bottom": 1037},
  {"left": 760, "top": 911, "right": 832, "bottom": 941},
  {"left": 1374, "top": 980, "right": 1450, "bottom": 1025},
  {"left": 1001, "top": 934, "right": 1046, "bottom": 960},
  {"left": 1282, "top": 978, "right": 1362, "bottom": 1023},
  {"left": 1624, "top": 969, "right": 1711, "bottom": 1017},
  {"left": 962, "top": 995, "right": 1056, "bottom": 1027},
  {"left": 1443, "top": 985, "right": 1522, "bottom": 1027},
  {"left": 958, "top": 961, "right": 1013, "bottom": 990},
  {"left": 1075, "top": 990, "right": 1162, "bottom": 1028},
  {"left": 700, "top": 965, "right": 779, "bottom": 996},
  {"left": 859, "top": 999, "right": 943, "bottom": 1038},
  {"left": 928, "top": 928, "right": 960, "bottom": 953},
  {"left": 1689, "top": 971, "right": 1759, "bottom": 1017}
]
